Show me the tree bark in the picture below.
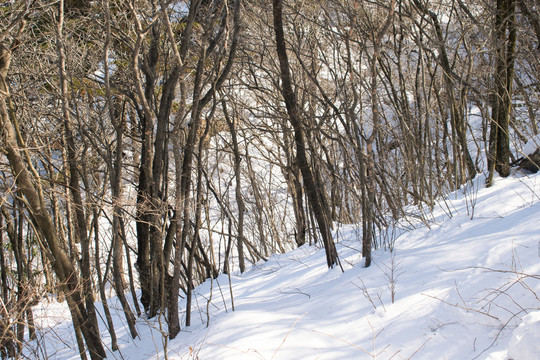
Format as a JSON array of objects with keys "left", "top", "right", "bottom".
[
  {"left": 0, "top": 30, "right": 105, "bottom": 360},
  {"left": 412, "top": 0, "right": 476, "bottom": 184},
  {"left": 272, "top": 0, "right": 339, "bottom": 268},
  {"left": 223, "top": 99, "right": 246, "bottom": 273},
  {"left": 488, "top": 0, "right": 517, "bottom": 186},
  {"left": 55, "top": 1, "right": 101, "bottom": 343},
  {"left": 92, "top": 207, "right": 118, "bottom": 351},
  {"left": 168, "top": 0, "right": 242, "bottom": 338},
  {"left": 103, "top": 0, "right": 139, "bottom": 335}
]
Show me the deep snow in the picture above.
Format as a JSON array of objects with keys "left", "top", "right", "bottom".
[{"left": 27, "top": 171, "right": 540, "bottom": 360}]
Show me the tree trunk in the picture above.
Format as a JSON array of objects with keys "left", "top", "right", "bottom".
[
  {"left": 272, "top": 0, "right": 339, "bottom": 268},
  {"left": 413, "top": 0, "right": 476, "bottom": 183},
  {"left": 488, "top": 0, "right": 517, "bottom": 186},
  {"left": 168, "top": 0, "right": 241, "bottom": 338},
  {"left": 93, "top": 208, "right": 118, "bottom": 351},
  {"left": 0, "top": 213, "right": 8, "bottom": 308},
  {"left": 55, "top": 2, "right": 101, "bottom": 342},
  {"left": 223, "top": 100, "right": 246, "bottom": 273},
  {"left": 1, "top": 35, "right": 105, "bottom": 360},
  {"left": 281, "top": 123, "right": 306, "bottom": 247}
]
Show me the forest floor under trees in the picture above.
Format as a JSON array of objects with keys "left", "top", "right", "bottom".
[{"left": 26, "top": 171, "right": 540, "bottom": 359}]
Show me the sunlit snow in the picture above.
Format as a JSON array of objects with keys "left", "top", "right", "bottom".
[{"left": 27, "top": 172, "right": 540, "bottom": 359}]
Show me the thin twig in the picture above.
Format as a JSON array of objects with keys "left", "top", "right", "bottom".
[
  {"left": 271, "top": 313, "right": 306, "bottom": 360},
  {"left": 422, "top": 293, "right": 500, "bottom": 320}
]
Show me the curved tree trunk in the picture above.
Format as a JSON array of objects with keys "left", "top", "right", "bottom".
[
  {"left": 412, "top": 0, "right": 476, "bottom": 184},
  {"left": 272, "top": 0, "right": 339, "bottom": 269},
  {"left": 1, "top": 26, "right": 105, "bottom": 359},
  {"left": 168, "top": 0, "right": 242, "bottom": 338}
]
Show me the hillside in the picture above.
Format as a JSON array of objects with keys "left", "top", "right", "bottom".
[{"left": 28, "top": 171, "right": 540, "bottom": 360}]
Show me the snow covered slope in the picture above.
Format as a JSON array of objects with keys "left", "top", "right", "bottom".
[{"left": 30, "top": 172, "right": 540, "bottom": 359}]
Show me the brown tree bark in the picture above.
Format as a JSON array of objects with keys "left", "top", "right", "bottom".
[
  {"left": 282, "top": 125, "right": 306, "bottom": 248},
  {"left": 223, "top": 99, "right": 246, "bottom": 273},
  {"left": 55, "top": 1, "right": 101, "bottom": 343},
  {"left": 0, "top": 30, "right": 105, "bottom": 360},
  {"left": 167, "top": 0, "right": 242, "bottom": 338},
  {"left": 92, "top": 208, "right": 118, "bottom": 351},
  {"left": 412, "top": 0, "right": 477, "bottom": 184},
  {"left": 487, "top": 0, "right": 517, "bottom": 186},
  {"left": 272, "top": 0, "right": 339, "bottom": 268},
  {"left": 103, "top": 0, "right": 138, "bottom": 337}
]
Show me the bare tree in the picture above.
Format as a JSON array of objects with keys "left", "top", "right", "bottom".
[
  {"left": 0, "top": 13, "right": 106, "bottom": 358},
  {"left": 487, "top": 0, "right": 517, "bottom": 185},
  {"left": 272, "top": 0, "right": 340, "bottom": 269}
]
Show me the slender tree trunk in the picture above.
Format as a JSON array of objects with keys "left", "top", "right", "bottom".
[
  {"left": 186, "top": 108, "right": 212, "bottom": 327},
  {"left": 93, "top": 208, "right": 118, "bottom": 351},
  {"left": 272, "top": 0, "right": 339, "bottom": 268},
  {"left": 223, "top": 100, "right": 246, "bottom": 273},
  {"left": 168, "top": 0, "right": 241, "bottom": 338},
  {"left": 0, "top": 31, "right": 105, "bottom": 360},
  {"left": 55, "top": 2, "right": 101, "bottom": 343},
  {"left": 0, "top": 213, "right": 8, "bottom": 308},
  {"left": 281, "top": 123, "right": 306, "bottom": 247},
  {"left": 15, "top": 208, "right": 25, "bottom": 350},
  {"left": 245, "top": 155, "right": 272, "bottom": 254},
  {"left": 121, "top": 218, "right": 142, "bottom": 316},
  {"left": 413, "top": 0, "right": 476, "bottom": 183},
  {"left": 102, "top": 0, "right": 139, "bottom": 335},
  {"left": 362, "top": 0, "right": 395, "bottom": 267},
  {"left": 488, "top": 0, "right": 517, "bottom": 185},
  {"left": 169, "top": 33, "right": 207, "bottom": 339},
  {"left": 0, "top": 206, "right": 19, "bottom": 357}
]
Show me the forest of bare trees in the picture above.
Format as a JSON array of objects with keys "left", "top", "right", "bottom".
[{"left": 0, "top": 0, "right": 538, "bottom": 358}]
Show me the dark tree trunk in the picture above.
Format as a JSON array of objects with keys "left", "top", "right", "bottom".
[
  {"left": 0, "top": 206, "right": 19, "bottom": 357},
  {"left": 281, "top": 123, "right": 306, "bottom": 247},
  {"left": 102, "top": 0, "right": 139, "bottom": 335},
  {"left": 93, "top": 208, "right": 118, "bottom": 351},
  {"left": 111, "top": 107, "right": 138, "bottom": 338},
  {"left": 413, "top": 0, "right": 476, "bottom": 183},
  {"left": 0, "top": 213, "right": 8, "bottom": 307},
  {"left": 56, "top": 1, "right": 101, "bottom": 345},
  {"left": 272, "top": 0, "right": 339, "bottom": 268},
  {"left": 1, "top": 37, "right": 105, "bottom": 359},
  {"left": 223, "top": 100, "right": 246, "bottom": 273},
  {"left": 488, "top": 0, "right": 517, "bottom": 186},
  {"left": 168, "top": 0, "right": 241, "bottom": 338}
]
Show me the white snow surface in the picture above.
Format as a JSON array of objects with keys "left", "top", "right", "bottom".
[
  {"left": 522, "top": 134, "right": 540, "bottom": 156},
  {"left": 28, "top": 172, "right": 540, "bottom": 359}
]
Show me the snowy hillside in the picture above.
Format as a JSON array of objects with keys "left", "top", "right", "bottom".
[{"left": 28, "top": 172, "right": 540, "bottom": 360}]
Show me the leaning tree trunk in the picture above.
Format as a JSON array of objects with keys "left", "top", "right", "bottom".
[
  {"left": 55, "top": 2, "right": 101, "bottom": 343},
  {"left": 272, "top": 0, "right": 339, "bottom": 268},
  {"left": 1, "top": 38, "right": 106, "bottom": 360},
  {"left": 413, "top": 0, "right": 476, "bottom": 184}
]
